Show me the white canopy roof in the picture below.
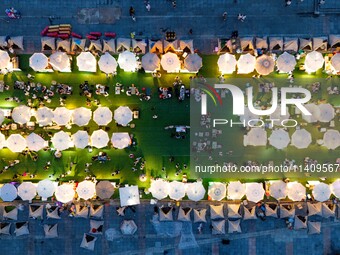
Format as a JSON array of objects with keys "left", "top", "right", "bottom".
[
  {"left": 184, "top": 53, "right": 202, "bottom": 72},
  {"left": 322, "top": 130, "right": 340, "bottom": 150},
  {"left": 90, "top": 129, "right": 109, "bottom": 148},
  {"left": 120, "top": 220, "right": 137, "bottom": 235},
  {"left": 114, "top": 106, "right": 132, "bottom": 127},
  {"left": 302, "top": 103, "right": 320, "bottom": 123},
  {"left": 237, "top": 53, "right": 256, "bottom": 74},
  {"left": 26, "top": 133, "right": 46, "bottom": 151},
  {"left": 208, "top": 182, "right": 226, "bottom": 201},
  {"left": 98, "top": 52, "right": 117, "bottom": 74},
  {"left": 142, "top": 53, "right": 160, "bottom": 72},
  {"left": 72, "top": 107, "right": 92, "bottom": 126},
  {"left": 331, "top": 180, "right": 340, "bottom": 198},
  {"left": 312, "top": 183, "right": 331, "bottom": 202},
  {"left": 57, "top": 39, "right": 71, "bottom": 52},
  {"left": 217, "top": 53, "right": 237, "bottom": 74},
  {"left": 36, "top": 107, "right": 54, "bottom": 126},
  {"left": 186, "top": 182, "right": 205, "bottom": 201},
  {"left": 6, "top": 134, "right": 27, "bottom": 152},
  {"left": 168, "top": 181, "right": 186, "bottom": 201},
  {"left": 111, "top": 132, "right": 131, "bottom": 149},
  {"left": 245, "top": 183, "right": 265, "bottom": 202},
  {"left": 269, "top": 181, "right": 287, "bottom": 200},
  {"left": 318, "top": 104, "right": 335, "bottom": 123},
  {"left": 29, "top": 53, "right": 48, "bottom": 72},
  {"left": 37, "top": 179, "right": 55, "bottom": 199},
  {"left": 53, "top": 107, "right": 71, "bottom": 126},
  {"left": 161, "top": 52, "right": 180, "bottom": 72},
  {"left": 291, "top": 129, "right": 312, "bottom": 149},
  {"left": 77, "top": 52, "right": 97, "bottom": 72},
  {"left": 76, "top": 181, "right": 96, "bottom": 200},
  {"left": 305, "top": 51, "right": 324, "bottom": 73},
  {"left": 103, "top": 39, "right": 116, "bottom": 53},
  {"left": 71, "top": 38, "right": 86, "bottom": 51},
  {"left": 93, "top": 107, "right": 112, "bottom": 126},
  {"left": 268, "top": 129, "right": 290, "bottom": 150},
  {"left": 227, "top": 181, "right": 246, "bottom": 200},
  {"left": 331, "top": 53, "right": 340, "bottom": 72},
  {"left": 287, "top": 182, "right": 306, "bottom": 201},
  {"left": 96, "top": 181, "right": 115, "bottom": 199},
  {"left": 49, "top": 52, "right": 70, "bottom": 72},
  {"left": 72, "top": 130, "right": 89, "bottom": 149},
  {"left": 246, "top": 128, "right": 267, "bottom": 146},
  {"left": 276, "top": 52, "right": 296, "bottom": 73},
  {"left": 0, "top": 50, "right": 10, "bottom": 69},
  {"left": 116, "top": 38, "right": 131, "bottom": 52},
  {"left": 283, "top": 38, "right": 298, "bottom": 52},
  {"left": 118, "top": 51, "right": 138, "bottom": 72},
  {"left": 41, "top": 37, "right": 55, "bottom": 50},
  {"left": 12, "top": 105, "right": 31, "bottom": 124},
  {"left": 119, "top": 185, "right": 140, "bottom": 207},
  {"left": 0, "top": 184, "right": 17, "bottom": 202},
  {"left": 255, "top": 55, "right": 275, "bottom": 75},
  {"left": 149, "top": 179, "right": 169, "bottom": 200},
  {"left": 55, "top": 183, "right": 75, "bottom": 203},
  {"left": 51, "top": 131, "right": 72, "bottom": 151},
  {"left": 89, "top": 39, "right": 102, "bottom": 52},
  {"left": 18, "top": 182, "right": 36, "bottom": 201}
]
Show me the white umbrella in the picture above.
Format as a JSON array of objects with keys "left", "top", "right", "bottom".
[
  {"left": 186, "top": 182, "right": 205, "bottom": 201},
  {"left": 77, "top": 52, "right": 97, "bottom": 72},
  {"left": 0, "top": 50, "right": 10, "bottom": 69},
  {"left": 322, "top": 130, "right": 340, "bottom": 150},
  {"left": 12, "top": 105, "right": 31, "bottom": 124},
  {"left": 118, "top": 51, "right": 138, "bottom": 72},
  {"left": 114, "top": 106, "right": 132, "bottom": 127},
  {"left": 208, "top": 182, "right": 226, "bottom": 201},
  {"left": 331, "top": 180, "right": 340, "bottom": 198},
  {"left": 49, "top": 52, "right": 70, "bottom": 71},
  {"left": 6, "top": 134, "right": 27, "bottom": 152},
  {"left": 168, "top": 181, "right": 186, "bottom": 201},
  {"left": 287, "top": 182, "right": 306, "bottom": 201},
  {"left": 246, "top": 128, "right": 267, "bottom": 146},
  {"left": 96, "top": 181, "right": 115, "bottom": 199},
  {"left": 76, "top": 181, "right": 96, "bottom": 200},
  {"left": 90, "top": 130, "right": 109, "bottom": 148},
  {"left": 149, "top": 179, "right": 170, "bottom": 200},
  {"left": 239, "top": 107, "right": 260, "bottom": 124},
  {"left": 245, "top": 183, "right": 265, "bottom": 202},
  {"left": 0, "top": 109, "right": 4, "bottom": 125},
  {"left": 291, "top": 129, "right": 312, "bottom": 149},
  {"left": 26, "top": 133, "right": 46, "bottom": 151},
  {"left": 270, "top": 105, "right": 290, "bottom": 124},
  {"left": 305, "top": 51, "right": 324, "bottom": 72},
  {"left": 98, "top": 52, "right": 118, "bottom": 74},
  {"left": 302, "top": 103, "right": 320, "bottom": 123},
  {"left": 184, "top": 53, "right": 202, "bottom": 72},
  {"left": 93, "top": 107, "right": 112, "bottom": 126},
  {"left": 119, "top": 185, "right": 140, "bottom": 207},
  {"left": 120, "top": 220, "right": 137, "bottom": 235},
  {"left": 37, "top": 179, "right": 55, "bottom": 199},
  {"left": 161, "top": 52, "right": 180, "bottom": 72},
  {"left": 318, "top": 104, "right": 335, "bottom": 123},
  {"left": 51, "top": 131, "right": 72, "bottom": 151},
  {"left": 0, "top": 184, "right": 17, "bottom": 202},
  {"left": 72, "top": 131, "right": 89, "bottom": 149},
  {"left": 312, "top": 183, "right": 331, "bottom": 202},
  {"left": 72, "top": 107, "right": 92, "bottom": 126},
  {"left": 331, "top": 53, "right": 340, "bottom": 72},
  {"left": 268, "top": 129, "right": 290, "bottom": 150},
  {"left": 227, "top": 181, "right": 246, "bottom": 200},
  {"left": 255, "top": 55, "right": 275, "bottom": 75},
  {"left": 53, "top": 107, "right": 71, "bottom": 126},
  {"left": 18, "top": 182, "right": 36, "bottom": 201},
  {"left": 0, "top": 132, "right": 5, "bottom": 149},
  {"left": 141, "top": 52, "right": 160, "bottom": 72},
  {"left": 269, "top": 181, "right": 287, "bottom": 200},
  {"left": 217, "top": 53, "right": 237, "bottom": 74},
  {"left": 36, "top": 107, "right": 54, "bottom": 126},
  {"left": 276, "top": 52, "right": 296, "bottom": 73},
  {"left": 237, "top": 53, "right": 256, "bottom": 74},
  {"left": 29, "top": 53, "right": 48, "bottom": 71},
  {"left": 111, "top": 133, "right": 131, "bottom": 149},
  {"left": 55, "top": 183, "right": 75, "bottom": 203}
]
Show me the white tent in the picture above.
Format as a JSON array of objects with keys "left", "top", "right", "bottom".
[
  {"left": 246, "top": 128, "right": 267, "bottom": 146},
  {"left": 330, "top": 53, "right": 340, "bottom": 72},
  {"left": 120, "top": 220, "right": 137, "bottom": 235},
  {"left": 98, "top": 52, "right": 117, "bottom": 74},
  {"left": 80, "top": 234, "right": 97, "bottom": 251},
  {"left": 269, "top": 37, "right": 283, "bottom": 51},
  {"left": 90, "top": 130, "right": 109, "bottom": 148},
  {"left": 240, "top": 37, "right": 254, "bottom": 51},
  {"left": 322, "top": 203, "right": 335, "bottom": 218},
  {"left": 307, "top": 202, "right": 322, "bottom": 216},
  {"left": 287, "top": 182, "right": 306, "bottom": 201},
  {"left": 102, "top": 39, "right": 116, "bottom": 53},
  {"left": 164, "top": 40, "right": 178, "bottom": 53},
  {"left": 255, "top": 55, "right": 275, "bottom": 75},
  {"left": 77, "top": 52, "right": 96, "bottom": 72},
  {"left": 37, "top": 179, "right": 55, "bottom": 199},
  {"left": 44, "top": 224, "right": 58, "bottom": 238},
  {"left": 89, "top": 39, "right": 102, "bottom": 52},
  {"left": 0, "top": 132, "right": 6, "bottom": 149},
  {"left": 53, "top": 107, "right": 71, "bottom": 126},
  {"left": 14, "top": 222, "right": 29, "bottom": 237},
  {"left": 161, "top": 52, "right": 180, "bottom": 72},
  {"left": 72, "top": 130, "right": 89, "bottom": 149},
  {"left": 265, "top": 204, "right": 278, "bottom": 218},
  {"left": 208, "top": 182, "right": 226, "bottom": 201},
  {"left": 111, "top": 132, "right": 131, "bottom": 149},
  {"left": 318, "top": 104, "right": 335, "bottom": 123},
  {"left": 159, "top": 207, "right": 173, "bottom": 221},
  {"left": 72, "top": 107, "right": 92, "bottom": 126},
  {"left": 118, "top": 51, "right": 138, "bottom": 72},
  {"left": 56, "top": 39, "right": 70, "bottom": 52},
  {"left": 294, "top": 216, "right": 307, "bottom": 230},
  {"left": 142, "top": 53, "right": 160, "bottom": 72},
  {"left": 217, "top": 53, "right": 237, "bottom": 74},
  {"left": 237, "top": 53, "right": 256, "bottom": 74},
  {"left": 0, "top": 184, "right": 17, "bottom": 201},
  {"left": 96, "top": 181, "right": 115, "bottom": 199},
  {"left": 116, "top": 38, "right": 131, "bottom": 52},
  {"left": 302, "top": 103, "right": 320, "bottom": 123},
  {"left": 6, "top": 134, "right": 27, "bottom": 152},
  {"left": 193, "top": 208, "right": 207, "bottom": 223},
  {"left": 119, "top": 185, "right": 140, "bottom": 207},
  {"left": 227, "top": 204, "right": 241, "bottom": 218},
  {"left": 36, "top": 107, "right": 54, "bottom": 126},
  {"left": 71, "top": 38, "right": 86, "bottom": 51},
  {"left": 46, "top": 206, "right": 61, "bottom": 219},
  {"left": 114, "top": 106, "right": 132, "bottom": 127},
  {"left": 75, "top": 204, "right": 89, "bottom": 218},
  {"left": 308, "top": 221, "right": 321, "bottom": 235},
  {"left": 227, "top": 181, "right": 246, "bottom": 200},
  {"left": 268, "top": 129, "right": 290, "bottom": 150},
  {"left": 179, "top": 40, "right": 194, "bottom": 53},
  {"left": 51, "top": 131, "right": 72, "bottom": 151},
  {"left": 149, "top": 40, "right": 163, "bottom": 53},
  {"left": 55, "top": 183, "right": 75, "bottom": 203},
  {"left": 93, "top": 107, "right": 112, "bottom": 126},
  {"left": 228, "top": 220, "right": 242, "bottom": 233},
  {"left": 132, "top": 39, "right": 147, "bottom": 54},
  {"left": 243, "top": 206, "right": 257, "bottom": 220},
  {"left": 322, "top": 130, "right": 340, "bottom": 150},
  {"left": 90, "top": 204, "right": 104, "bottom": 219},
  {"left": 312, "top": 37, "right": 327, "bottom": 51},
  {"left": 255, "top": 37, "right": 268, "bottom": 49},
  {"left": 29, "top": 53, "right": 48, "bottom": 71},
  {"left": 331, "top": 180, "right": 340, "bottom": 198},
  {"left": 212, "top": 220, "right": 225, "bottom": 235},
  {"left": 276, "top": 52, "right": 296, "bottom": 73},
  {"left": 29, "top": 204, "right": 44, "bottom": 219},
  {"left": 329, "top": 34, "right": 340, "bottom": 48},
  {"left": 269, "top": 181, "right": 287, "bottom": 200},
  {"left": 270, "top": 105, "right": 290, "bottom": 124},
  {"left": 299, "top": 38, "right": 312, "bottom": 50},
  {"left": 168, "top": 181, "right": 186, "bottom": 201},
  {"left": 26, "top": 133, "right": 46, "bottom": 151},
  {"left": 283, "top": 38, "right": 298, "bottom": 52},
  {"left": 76, "top": 181, "right": 96, "bottom": 200},
  {"left": 210, "top": 204, "right": 224, "bottom": 219},
  {"left": 312, "top": 183, "right": 331, "bottom": 202},
  {"left": 186, "top": 182, "right": 205, "bottom": 201},
  {"left": 41, "top": 37, "right": 55, "bottom": 50},
  {"left": 177, "top": 207, "right": 192, "bottom": 221},
  {"left": 0, "top": 50, "right": 10, "bottom": 69},
  {"left": 280, "top": 205, "right": 295, "bottom": 218},
  {"left": 291, "top": 129, "right": 312, "bottom": 149},
  {"left": 0, "top": 223, "right": 11, "bottom": 235},
  {"left": 49, "top": 52, "right": 70, "bottom": 72},
  {"left": 149, "top": 179, "right": 170, "bottom": 200},
  {"left": 245, "top": 183, "right": 265, "bottom": 202},
  {"left": 12, "top": 105, "right": 31, "bottom": 124},
  {"left": 184, "top": 53, "right": 202, "bottom": 72},
  {"left": 3, "top": 206, "right": 17, "bottom": 220},
  {"left": 305, "top": 51, "right": 324, "bottom": 73}
]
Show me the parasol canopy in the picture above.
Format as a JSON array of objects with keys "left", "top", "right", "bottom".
[
  {"left": 305, "top": 51, "right": 324, "bottom": 73},
  {"left": 77, "top": 52, "right": 97, "bottom": 72},
  {"left": 186, "top": 182, "right": 205, "bottom": 201},
  {"left": 76, "top": 181, "right": 96, "bottom": 200},
  {"left": 72, "top": 130, "right": 89, "bottom": 149},
  {"left": 53, "top": 107, "right": 71, "bottom": 126},
  {"left": 6, "top": 134, "right": 27, "bottom": 152},
  {"left": 184, "top": 53, "right": 202, "bottom": 72},
  {"left": 118, "top": 51, "right": 138, "bottom": 72},
  {"left": 208, "top": 182, "right": 226, "bottom": 201},
  {"left": 90, "top": 129, "right": 109, "bottom": 148},
  {"left": 141, "top": 53, "right": 160, "bottom": 72},
  {"left": 287, "top": 182, "right": 306, "bottom": 201},
  {"left": 72, "top": 107, "right": 92, "bottom": 126},
  {"left": 55, "top": 183, "right": 75, "bottom": 203},
  {"left": 93, "top": 107, "right": 112, "bottom": 126},
  {"left": 12, "top": 105, "right": 31, "bottom": 124},
  {"left": 37, "top": 179, "right": 55, "bottom": 199},
  {"left": 29, "top": 53, "right": 48, "bottom": 71},
  {"left": 227, "top": 181, "right": 246, "bottom": 200},
  {"left": 26, "top": 133, "right": 46, "bottom": 151},
  {"left": 149, "top": 179, "right": 170, "bottom": 200},
  {"left": 161, "top": 52, "right": 180, "bottom": 72},
  {"left": 312, "top": 183, "right": 331, "bottom": 202},
  {"left": 269, "top": 181, "right": 287, "bottom": 200},
  {"left": 255, "top": 55, "right": 275, "bottom": 75},
  {"left": 322, "top": 129, "right": 340, "bottom": 150},
  {"left": 217, "top": 53, "right": 237, "bottom": 74},
  {"left": 268, "top": 129, "right": 290, "bottom": 150},
  {"left": 168, "top": 181, "right": 186, "bottom": 201},
  {"left": 111, "top": 132, "right": 131, "bottom": 149},
  {"left": 119, "top": 185, "right": 140, "bottom": 207},
  {"left": 36, "top": 107, "right": 54, "bottom": 126},
  {"left": 331, "top": 180, "right": 340, "bottom": 198},
  {"left": 98, "top": 52, "right": 118, "bottom": 74},
  {"left": 237, "top": 53, "right": 256, "bottom": 74},
  {"left": 96, "top": 181, "right": 115, "bottom": 199},
  {"left": 0, "top": 50, "right": 10, "bottom": 69},
  {"left": 49, "top": 51, "right": 70, "bottom": 71},
  {"left": 245, "top": 183, "right": 265, "bottom": 202},
  {"left": 0, "top": 183, "right": 17, "bottom": 202},
  {"left": 330, "top": 53, "right": 340, "bottom": 72},
  {"left": 18, "top": 182, "right": 36, "bottom": 201},
  {"left": 51, "top": 131, "right": 72, "bottom": 151},
  {"left": 114, "top": 106, "right": 133, "bottom": 127},
  {"left": 276, "top": 52, "right": 296, "bottom": 73},
  {"left": 317, "top": 104, "right": 335, "bottom": 123},
  {"left": 291, "top": 129, "right": 312, "bottom": 149},
  {"left": 246, "top": 128, "right": 267, "bottom": 146}
]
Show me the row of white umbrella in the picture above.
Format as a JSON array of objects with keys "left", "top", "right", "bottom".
[
  {"left": 0, "top": 180, "right": 115, "bottom": 203},
  {"left": 245, "top": 128, "right": 339, "bottom": 150},
  {"left": 217, "top": 51, "right": 338, "bottom": 75},
  {"left": 5, "top": 105, "right": 132, "bottom": 127},
  {"left": 0, "top": 131, "right": 131, "bottom": 152}
]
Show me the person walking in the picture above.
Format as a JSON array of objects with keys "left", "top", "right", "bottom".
[
  {"left": 222, "top": 11, "right": 227, "bottom": 21},
  {"left": 146, "top": 2, "right": 151, "bottom": 11},
  {"left": 129, "top": 6, "right": 136, "bottom": 21}
]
